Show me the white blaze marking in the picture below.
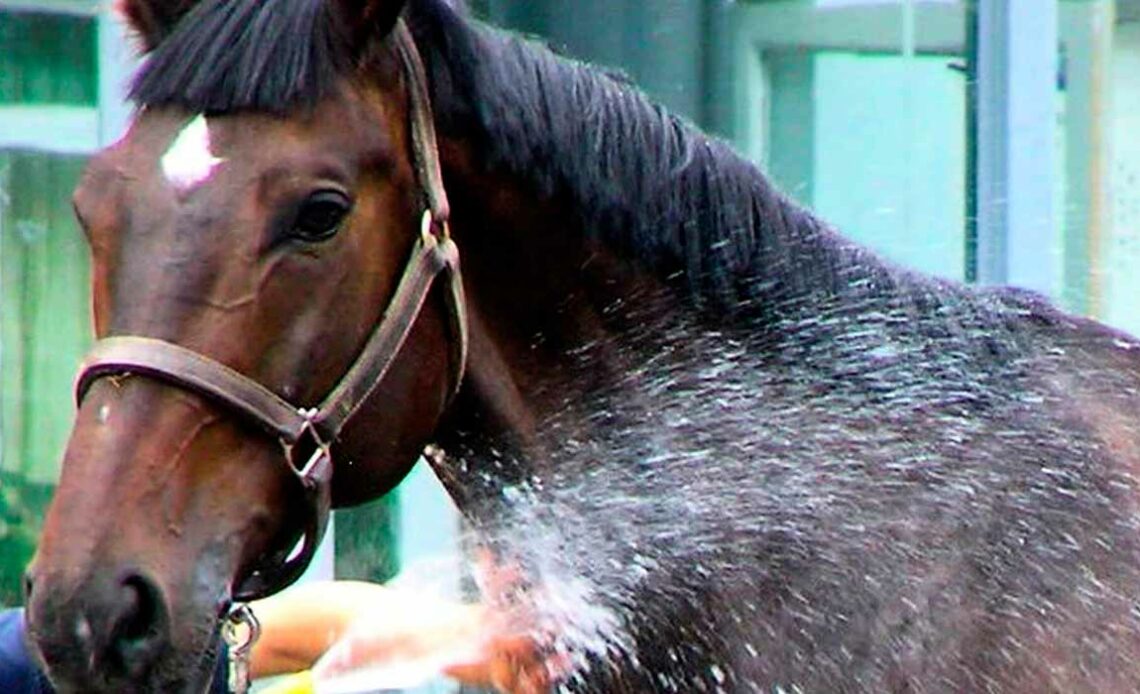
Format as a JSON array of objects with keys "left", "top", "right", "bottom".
[{"left": 161, "top": 114, "right": 224, "bottom": 190}]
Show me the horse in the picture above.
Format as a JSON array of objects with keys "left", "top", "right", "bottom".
[{"left": 23, "top": 0, "right": 1140, "bottom": 691}]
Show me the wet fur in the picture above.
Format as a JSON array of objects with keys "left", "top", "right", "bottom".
[{"left": 408, "top": 3, "right": 1140, "bottom": 691}]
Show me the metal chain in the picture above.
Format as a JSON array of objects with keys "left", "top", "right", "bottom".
[{"left": 222, "top": 603, "right": 261, "bottom": 694}]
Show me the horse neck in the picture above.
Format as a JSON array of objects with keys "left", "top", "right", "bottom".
[{"left": 409, "top": 3, "right": 898, "bottom": 503}]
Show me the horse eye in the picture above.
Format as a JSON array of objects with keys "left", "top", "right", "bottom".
[{"left": 292, "top": 190, "right": 351, "bottom": 242}]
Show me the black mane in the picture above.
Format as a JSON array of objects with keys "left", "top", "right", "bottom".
[
  {"left": 406, "top": 1, "right": 909, "bottom": 313},
  {"left": 129, "top": 0, "right": 352, "bottom": 113}
]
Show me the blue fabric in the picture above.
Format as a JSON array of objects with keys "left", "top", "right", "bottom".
[
  {"left": 0, "top": 609, "right": 52, "bottom": 693},
  {"left": 0, "top": 608, "right": 231, "bottom": 693}
]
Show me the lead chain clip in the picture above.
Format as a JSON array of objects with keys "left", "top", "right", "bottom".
[{"left": 222, "top": 603, "right": 260, "bottom": 694}]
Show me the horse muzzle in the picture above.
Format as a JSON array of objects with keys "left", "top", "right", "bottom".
[{"left": 25, "top": 562, "right": 177, "bottom": 692}]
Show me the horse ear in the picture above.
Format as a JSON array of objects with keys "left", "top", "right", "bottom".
[
  {"left": 332, "top": 0, "right": 408, "bottom": 52},
  {"left": 116, "top": 0, "right": 198, "bottom": 52}
]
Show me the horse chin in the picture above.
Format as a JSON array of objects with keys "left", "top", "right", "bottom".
[
  {"left": 157, "top": 617, "right": 227, "bottom": 694},
  {"left": 114, "top": 647, "right": 220, "bottom": 694},
  {"left": 163, "top": 638, "right": 227, "bottom": 694},
  {"left": 38, "top": 637, "right": 220, "bottom": 694}
]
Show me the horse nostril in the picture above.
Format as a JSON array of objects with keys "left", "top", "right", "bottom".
[
  {"left": 107, "top": 573, "right": 168, "bottom": 677},
  {"left": 23, "top": 570, "right": 34, "bottom": 602},
  {"left": 117, "top": 576, "right": 154, "bottom": 640}
]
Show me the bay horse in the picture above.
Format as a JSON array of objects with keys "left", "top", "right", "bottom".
[{"left": 24, "top": 0, "right": 1140, "bottom": 691}]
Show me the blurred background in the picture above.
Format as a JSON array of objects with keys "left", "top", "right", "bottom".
[{"left": 0, "top": 0, "right": 1132, "bottom": 613}]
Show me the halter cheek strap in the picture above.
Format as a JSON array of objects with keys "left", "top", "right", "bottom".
[{"left": 73, "top": 20, "right": 466, "bottom": 602}]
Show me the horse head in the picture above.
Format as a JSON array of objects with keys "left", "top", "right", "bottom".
[{"left": 23, "top": 0, "right": 463, "bottom": 689}]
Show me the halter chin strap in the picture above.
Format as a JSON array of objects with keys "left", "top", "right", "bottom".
[{"left": 73, "top": 20, "right": 467, "bottom": 602}]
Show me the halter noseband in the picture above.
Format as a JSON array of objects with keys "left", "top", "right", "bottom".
[{"left": 73, "top": 21, "right": 467, "bottom": 602}]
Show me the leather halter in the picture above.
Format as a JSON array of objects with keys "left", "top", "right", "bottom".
[{"left": 74, "top": 21, "right": 467, "bottom": 602}]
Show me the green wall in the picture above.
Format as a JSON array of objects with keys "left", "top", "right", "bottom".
[
  {"left": 0, "top": 13, "right": 97, "bottom": 105},
  {"left": 0, "top": 151, "right": 91, "bottom": 604},
  {"left": 1106, "top": 22, "right": 1140, "bottom": 336},
  {"left": 0, "top": 11, "right": 98, "bottom": 606}
]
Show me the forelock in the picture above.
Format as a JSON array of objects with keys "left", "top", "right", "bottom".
[{"left": 129, "top": 0, "right": 353, "bottom": 114}]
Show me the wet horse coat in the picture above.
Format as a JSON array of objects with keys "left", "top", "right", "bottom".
[{"left": 26, "top": 0, "right": 1140, "bottom": 691}]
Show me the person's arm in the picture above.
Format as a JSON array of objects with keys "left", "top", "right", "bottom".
[
  {"left": 250, "top": 580, "right": 490, "bottom": 678},
  {"left": 249, "top": 580, "right": 559, "bottom": 693},
  {"left": 248, "top": 581, "right": 384, "bottom": 678}
]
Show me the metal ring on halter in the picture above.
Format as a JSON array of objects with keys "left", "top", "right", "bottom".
[
  {"left": 288, "top": 408, "right": 331, "bottom": 480},
  {"left": 421, "top": 208, "right": 453, "bottom": 243},
  {"left": 420, "top": 209, "right": 438, "bottom": 246}
]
